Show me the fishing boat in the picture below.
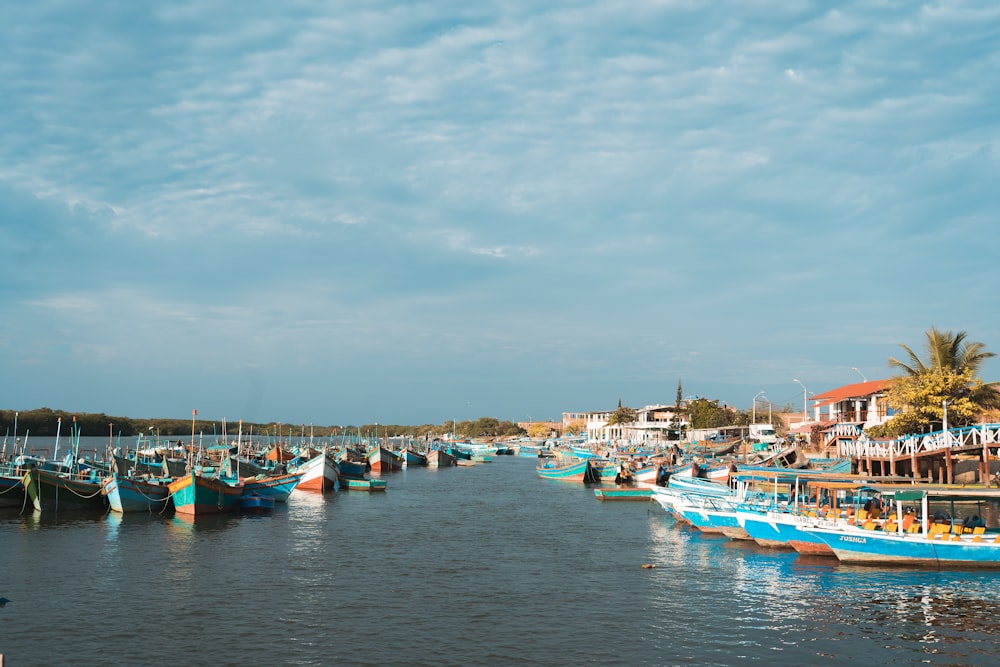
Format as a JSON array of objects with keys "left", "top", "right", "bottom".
[
  {"left": 368, "top": 446, "right": 404, "bottom": 473},
  {"left": 536, "top": 459, "right": 601, "bottom": 483},
  {"left": 0, "top": 463, "right": 27, "bottom": 508},
  {"left": 167, "top": 472, "right": 243, "bottom": 515},
  {"left": 240, "top": 470, "right": 304, "bottom": 502},
  {"left": 22, "top": 467, "right": 108, "bottom": 512},
  {"left": 400, "top": 448, "right": 427, "bottom": 467},
  {"left": 102, "top": 473, "right": 172, "bottom": 514},
  {"left": 425, "top": 449, "right": 456, "bottom": 468},
  {"left": 291, "top": 452, "right": 340, "bottom": 492}
]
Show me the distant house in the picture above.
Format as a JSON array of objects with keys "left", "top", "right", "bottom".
[
  {"left": 584, "top": 404, "right": 687, "bottom": 444},
  {"left": 808, "top": 379, "right": 895, "bottom": 430}
]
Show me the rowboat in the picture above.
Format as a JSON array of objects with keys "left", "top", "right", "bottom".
[
  {"left": 340, "top": 477, "right": 387, "bottom": 492},
  {"left": 102, "top": 473, "right": 172, "bottom": 514},
  {"left": 22, "top": 467, "right": 108, "bottom": 512},
  {"left": 594, "top": 488, "right": 654, "bottom": 501},
  {"left": 167, "top": 472, "right": 243, "bottom": 515},
  {"left": 536, "top": 459, "right": 601, "bottom": 483}
]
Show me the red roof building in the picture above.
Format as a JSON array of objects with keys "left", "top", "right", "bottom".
[{"left": 808, "top": 379, "right": 894, "bottom": 429}]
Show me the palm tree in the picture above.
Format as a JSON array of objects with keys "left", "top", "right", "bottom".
[
  {"left": 882, "top": 328, "right": 1000, "bottom": 433},
  {"left": 888, "top": 327, "right": 995, "bottom": 376}
]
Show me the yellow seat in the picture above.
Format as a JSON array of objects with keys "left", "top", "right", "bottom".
[
  {"left": 908, "top": 523, "right": 921, "bottom": 533},
  {"left": 857, "top": 509, "right": 868, "bottom": 521},
  {"left": 951, "top": 524, "right": 964, "bottom": 535},
  {"left": 863, "top": 521, "right": 877, "bottom": 530},
  {"left": 884, "top": 522, "right": 898, "bottom": 533},
  {"left": 973, "top": 526, "right": 986, "bottom": 536}
]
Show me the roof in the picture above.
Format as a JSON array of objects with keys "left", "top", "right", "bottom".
[{"left": 810, "top": 379, "right": 892, "bottom": 409}]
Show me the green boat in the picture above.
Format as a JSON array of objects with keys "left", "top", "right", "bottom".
[
  {"left": 340, "top": 477, "right": 387, "bottom": 492},
  {"left": 593, "top": 487, "right": 654, "bottom": 501}
]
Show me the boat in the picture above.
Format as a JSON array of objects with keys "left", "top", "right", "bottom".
[
  {"left": 22, "top": 467, "right": 108, "bottom": 512},
  {"left": 536, "top": 459, "right": 601, "bottom": 483},
  {"left": 400, "top": 448, "right": 427, "bottom": 467},
  {"left": 340, "top": 477, "right": 387, "bottom": 492},
  {"left": 102, "top": 473, "right": 172, "bottom": 514},
  {"left": 803, "top": 486, "right": 1000, "bottom": 568},
  {"left": 594, "top": 487, "right": 654, "bottom": 501},
  {"left": 0, "top": 463, "right": 28, "bottom": 508},
  {"left": 167, "top": 472, "right": 243, "bottom": 515},
  {"left": 368, "top": 446, "right": 404, "bottom": 474},
  {"left": 425, "top": 449, "right": 456, "bottom": 468},
  {"left": 240, "top": 471, "right": 304, "bottom": 502},
  {"left": 239, "top": 492, "right": 275, "bottom": 512},
  {"left": 291, "top": 452, "right": 340, "bottom": 492}
]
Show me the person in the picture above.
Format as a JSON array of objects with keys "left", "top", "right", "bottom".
[{"left": 863, "top": 494, "right": 883, "bottom": 519}]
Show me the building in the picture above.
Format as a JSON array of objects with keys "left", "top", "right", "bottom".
[
  {"left": 808, "top": 379, "right": 894, "bottom": 429},
  {"left": 584, "top": 404, "right": 687, "bottom": 445}
]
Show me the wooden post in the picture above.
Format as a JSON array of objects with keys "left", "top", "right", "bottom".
[
  {"left": 910, "top": 449, "right": 918, "bottom": 481},
  {"left": 945, "top": 449, "right": 953, "bottom": 485}
]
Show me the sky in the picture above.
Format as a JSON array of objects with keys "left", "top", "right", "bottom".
[{"left": 2, "top": 1, "right": 1000, "bottom": 427}]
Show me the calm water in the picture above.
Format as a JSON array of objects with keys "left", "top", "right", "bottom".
[{"left": 2, "top": 453, "right": 1000, "bottom": 666}]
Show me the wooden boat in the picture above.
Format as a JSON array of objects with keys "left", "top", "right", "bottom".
[
  {"left": 0, "top": 463, "right": 28, "bottom": 508},
  {"left": 22, "top": 467, "right": 108, "bottom": 512},
  {"left": 340, "top": 477, "right": 387, "bottom": 492},
  {"left": 102, "top": 473, "right": 172, "bottom": 514},
  {"left": 400, "top": 448, "right": 427, "bottom": 467},
  {"left": 167, "top": 472, "right": 243, "bottom": 515},
  {"left": 291, "top": 452, "right": 340, "bottom": 492},
  {"left": 240, "top": 471, "right": 304, "bottom": 502},
  {"left": 536, "top": 459, "right": 601, "bottom": 483},
  {"left": 425, "top": 449, "right": 456, "bottom": 468},
  {"left": 594, "top": 487, "right": 654, "bottom": 501},
  {"left": 368, "top": 446, "right": 404, "bottom": 474},
  {"left": 239, "top": 492, "right": 275, "bottom": 512}
]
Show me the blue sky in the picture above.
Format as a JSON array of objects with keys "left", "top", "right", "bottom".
[{"left": 2, "top": 1, "right": 999, "bottom": 427}]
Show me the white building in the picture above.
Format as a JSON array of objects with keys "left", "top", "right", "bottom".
[{"left": 584, "top": 404, "right": 687, "bottom": 445}]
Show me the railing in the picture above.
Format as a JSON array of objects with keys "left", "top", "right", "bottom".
[{"left": 832, "top": 423, "right": 1000, "bottom": 459}]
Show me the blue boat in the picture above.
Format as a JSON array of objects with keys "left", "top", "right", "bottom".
[
  {"left": 804, "top": 486, "right": 1000, "bottom": 567},
  {"left": 240, "top": 471, "right": 304, "bottom": 502},
  {"left": 167, "top": 472, "right": 243, "bottom": 516},
  {"left": 102, "top": 474, "right": 172, "bottom": 514},
  {"left": 536, "top": 459, "right": 601, "bottom": 483}
]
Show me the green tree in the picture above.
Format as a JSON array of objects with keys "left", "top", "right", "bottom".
[
  {"left": 686, "top": 398, "right": 735, "bottom": 430},
  {"left": 606, "top": 399, "right": 637, "bottom": 426},
  {"left": 877, "top": 328, "right": 1000, "bottom": 436}
]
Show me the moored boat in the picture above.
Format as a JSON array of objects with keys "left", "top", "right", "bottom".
[
  {"left": 102, "top": 473, "right": 172, "bottom": 514},
  {"left": 240, "top": 470, "right": 304, "bottom": 502},
  {"left": 425, "top": 449, "right": 456, "bottom": 468},
  {"left": 167, "top": 472, "right": 243, "bottom": 515},
  {"left": 291, "top": 452, "right": 340, "bottom": 492},
  {"left": 368, "top": 446, "right": 404, "bottom": 474},
  {"left": 23, "top": 467, "right": 108, "bottom": 512},
  {"left": 536, "top": 459, "right": 601, "bottom": 483}
]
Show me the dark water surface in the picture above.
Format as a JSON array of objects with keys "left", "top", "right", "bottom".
[{"left": 2, "top": 455, "right": 1000, "bottom": 666}]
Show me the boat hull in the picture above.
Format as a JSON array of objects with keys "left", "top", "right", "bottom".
[
  {"left": 23, "top": 468, "right": 108, "bottom": 512},
  {"left": 241, "top": 471, "right": 304, "bottom": 502},
  {"left": 102, "top": 474, "right": 171, "bottom": 513},
  {"left": 167, "top": 473, "right": 242, "bottom": 515},
  {"left": 294, "top": 453, "right": 340, "bottom": 492}
]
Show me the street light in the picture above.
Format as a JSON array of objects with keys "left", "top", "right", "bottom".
[
  {"left": 752, "top": 390, "right": 765, "bottom": 423},
  {"left": 793, "top": 379, "right": 809, "bottom": 424},
  {"left": 851, "top": 367, "right": 867, "bottom": 382},
  {"left": 942, "top": 399, "right": 948, "bottom": 436}
]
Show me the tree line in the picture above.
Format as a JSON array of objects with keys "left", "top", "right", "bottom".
[{"left": 0, "top": 408, "right": 526, "bottom": 441}]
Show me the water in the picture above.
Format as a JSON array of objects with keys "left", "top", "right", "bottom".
[{"left": 3, "top": 454, "right": 1000, "bottom": 666}]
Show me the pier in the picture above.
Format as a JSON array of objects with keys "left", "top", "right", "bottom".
[{"left": 828, "top": 423, "right": 1000, "bottom": 484}]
